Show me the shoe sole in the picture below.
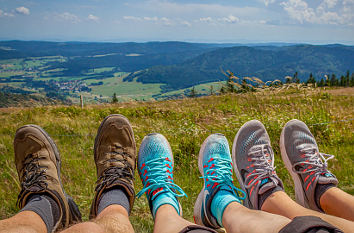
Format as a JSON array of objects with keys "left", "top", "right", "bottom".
[
  {"left": 280, "top": 120, "right": 309, "bottom": 209},
  {"left": 16, "top": 125, "right": 82, "bottom": 224},
  {"left": 193, "top": 134, "right": 222, "bottom": 227},
  {"left": 231, "top": 120, "right": 262, "bottom": 209}
]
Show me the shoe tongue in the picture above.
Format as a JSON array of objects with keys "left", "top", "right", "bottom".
[
  {"left": 317, "top": 173, "right": 338, "bottom": 185},
  {"left": 258, "top": 177, "right": 278, "bottom": 195}
]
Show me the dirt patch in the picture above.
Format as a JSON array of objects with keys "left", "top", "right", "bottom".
[{"left": 325, "top": 87, "right": 354, "bottom": 96}]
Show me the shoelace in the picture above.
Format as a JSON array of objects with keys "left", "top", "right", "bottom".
[
  {"left": 96, "top": 149, "right": 134, "bottom": 191},
  {"left": 245, "top": 144, "right": 276, "bottom": 189},
  {"left": 17, "top": 154, "right": 48, "bottom": 206},
  {"left": 201, "top": 157, "right": 246, "bottom": 201},
  {"left": 292, "top": 145, "right": 334, "bottom": 175},
  {"left": 136, "top": 157, "right": 187, "bottom": 199}
]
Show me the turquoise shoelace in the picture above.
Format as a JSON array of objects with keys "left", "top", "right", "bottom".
[
  {"left": 201, "top": 156, "right": 246, "bottom": 201},
  {"left": 137, "top": 157, "right": 187, "bottom": 198}
]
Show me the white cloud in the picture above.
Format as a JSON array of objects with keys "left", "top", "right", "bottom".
[
  {"left": 181, "top": 20, "right": 192, "bottom": 27},
  {"left": 143, "top": 16, "right": 158, "bottom": 21},
  {"left": 15, "top": 6, "right": 30, "bottom": 15},
  {"left": 56, "top": 12, "right": 81, "bottom": 23},
  {"left": 199, "top": 17, "right": 213, "bottom": 23},
  {"left": 0, "top": 8, "right": 14, "bottom": 17},
  {"left": 88, "top": 14, "right": 99, "bottom": 22},
  {"left": 123, "top": 16, "right": 141, "bottom": 21},
  {"left": 323, "top": 0, "right": 338, "bottom": 8},
  {"left": 263, "top": 0, "right": 276, "bottom": 6},
  {"left": 123, "top": 15, "right": 174, "bottom": 25},
  {"left": 281, "top": 0, "right": 353, "bottom": 25},
  {"left": 218, "top": 15, "right": 239, "bottom": 23}
]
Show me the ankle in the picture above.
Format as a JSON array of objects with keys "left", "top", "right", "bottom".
[
  {"left": 210, "top": 189, "right": 240, "bottom": 227},
  {"left": 152, "top": 192, "right": 180, "bottom": 218}
]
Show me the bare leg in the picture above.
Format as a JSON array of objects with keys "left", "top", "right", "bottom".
[
  {"left": 61, "top": 205, "right": 134, "bottom": 233},
  {"left": 0, "top": 211, "right": 47, "bottom": 233},
  {"left": 262, "top": 191, "right": 354, "bottom": 233},
  {"left": 154, "top": 204, "right": 194, "bottom": 233},
  {"left": 223, "top": 202, "right": 291, "bottom": 233},
  {"left": 320, "top": 187, "right": 354, "bottom": 221}
]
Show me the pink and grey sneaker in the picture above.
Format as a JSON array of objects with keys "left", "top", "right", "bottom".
[
  {"left": 280, "top": 119, "right": 338, "bottom": 212},
  {"left": 232, "top": 120, "right": 284, "bottom": 210}
]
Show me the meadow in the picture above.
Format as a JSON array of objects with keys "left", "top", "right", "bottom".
[{"left": 0, "top": 87, "right": 353, "bottom": 232}]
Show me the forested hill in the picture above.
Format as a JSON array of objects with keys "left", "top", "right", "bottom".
[
  {"left": 125, "top": 44, "right": 354, "bottom": 90},
  {"left": 1, "top": 41, "right": 353, "bottom": 93}
]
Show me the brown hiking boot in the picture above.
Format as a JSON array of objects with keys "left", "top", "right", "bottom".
[
  {"left": 90, "top": 114, "right": 136, "bottom": 218},
  {"left": 14, "top": 125, "right": 81, "bottom": 231}
]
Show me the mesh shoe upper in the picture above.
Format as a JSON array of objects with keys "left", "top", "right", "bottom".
[
  {"left": 90, "top": 114, "right": 136, "bottom": 218},
  {"left": 14, "top": 125, "right": 81, "bottom": 231},
  {"left": 137, "top": 133, "right": 186, "bottom": 217},
  {"left": 194, "top": 134, "right": 245, "bottom": 229},
  {"left": 232, "top": 120, "right": 283, "bottom": 210},
  {"left": 280, "top": 119, "right": 338, "bottom": 211}
]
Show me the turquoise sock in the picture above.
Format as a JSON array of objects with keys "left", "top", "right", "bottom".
[
  {"left": 152, "top": 191, "right": 180, "bottom": 218},
  {"left": 210, "top": 189, "right": 239, "bottom": 227}
]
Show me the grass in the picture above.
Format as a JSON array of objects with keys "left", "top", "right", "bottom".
[
  {"left": 87, "top": 74, "right": 163, "bottom": 101},
  {"left": 0, "top": 88, "right": 353, "bottom": 232}
]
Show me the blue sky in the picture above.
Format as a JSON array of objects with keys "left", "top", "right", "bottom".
[{"left": 0, "top": 0, "right": 353, "bottom": 44}]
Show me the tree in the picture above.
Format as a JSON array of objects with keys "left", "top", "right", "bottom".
[
  {"left": 227, "top": 76, "right": 236, "bottom": 93},
  {"left": 318, "top": 78, "right": 325, "bottom": 87},
  {"left": 209, "top": 85, "right": 214, "bottom": 95},
  {"left": 189, "top": 86, "right": 197, "bottom": 98},
  {"left": 330, "top": 74, "right": 338, "bottom": 87},
  {"left": 220, "top": 86, "right": 226, "bottom": 94},
  {"left": 293, "top": 72, "right": 300, "bottom": 83},
  {"left": 112, "top": 93, "right": 118, "bottom": 103},
  {"left": 306, "top": 73, "right": 316, "bottom": 85},
  {"left": 345, "top": 70, "right": 350, "bottom": 87}
]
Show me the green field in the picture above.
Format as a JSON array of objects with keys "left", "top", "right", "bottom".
[
  {"left": 0, "top": 88, "right": 353, "bottom": 232},
  {"left": 87, "top": 73, "right": 163, "bottom": 101}
]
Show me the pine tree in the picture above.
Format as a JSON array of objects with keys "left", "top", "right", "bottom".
[
  {"left": 345, "top": 70, "right": 350, "bottom": 87},
  {"left": 306, "top": 73, "right": 316, "bottom": 85},
  {"left": 318, "top": 78, "right": 324, "bottom": 87},
  {"left": 293, "top": 72, "right": 300, "bottom": 83},
  {"left": 330, "top": 74, "right": 338, "bottom": 86},
  {"left": 112, "top": 93, "right": 118, "bottom": 103},
  {"left": 190, "top": 86, "right": 197, "bottom": 97},
  {"left": 209, "top": 85, "right": 214, "bottom": 95}
]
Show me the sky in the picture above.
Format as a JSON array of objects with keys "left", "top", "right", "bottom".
[{"left": 0, "top": 0, "right": 353, "bottom": 44}]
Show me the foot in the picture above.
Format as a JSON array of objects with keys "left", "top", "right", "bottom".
[
  {"left": 14, "top": 125, "right": 81, "bottom": 231},
  {"left": 280, "top": 119, "right": 338, "bottom": 211},
  {"left": 232, "top": 120, "right": 284, "bottom": 210},
  {"left": 137, "top": 133, "right": 186, "bottom": 218},
  {"left": 194, "top": 134, "right": 245, "bottom": 229},
  {"left": 90, "top": 114, "right": 137, "bottom": 218}
]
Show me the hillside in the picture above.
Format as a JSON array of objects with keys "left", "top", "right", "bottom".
[
  {"left": 0, "top": 88, "right": 353, "bottom": 232},
  {"left": 1, "top": 41, "right": 353, "bottom": 101},
  {"left": 126, "top": 44, "right": 354, "bottom": 90}
]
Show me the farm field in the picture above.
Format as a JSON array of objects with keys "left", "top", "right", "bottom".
[{"left": 0, "top": 87, "right": 353, "bottom": 232}]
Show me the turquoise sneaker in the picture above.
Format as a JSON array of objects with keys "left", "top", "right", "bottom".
[
  {"left": 137, "top": 133, "right": 187, "bottom": 218},
  {"left": 194, "top": 134, "right": 246, "bottom": 229}
]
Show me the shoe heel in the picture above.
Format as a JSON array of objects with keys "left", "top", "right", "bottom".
[
  {"left": 193, "top": 188, "right": 204, "bottom": 226},
  {"left": 66, "top": 194, "right": 82, "bottom": 223},
  {"left": 280, "top": 129, "right": 309, "bottom": 208}
]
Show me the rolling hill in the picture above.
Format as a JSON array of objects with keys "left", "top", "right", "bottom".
[{"left": 125, "top": 44, "right": 354, "bottom": 90}]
